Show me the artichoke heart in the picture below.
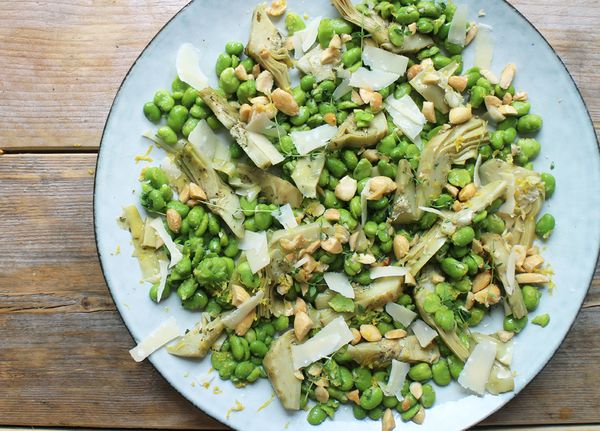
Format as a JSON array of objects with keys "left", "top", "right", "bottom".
[{"left": 330, "top": 112, "right": 388, "bottom": 150}]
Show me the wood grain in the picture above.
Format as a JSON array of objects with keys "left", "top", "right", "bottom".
[
  {"left": 0, "top": 0, "right": 598, "bottom": 151},
  {"left": 0, "top": 153, "right": 598, "bottom": 429}
]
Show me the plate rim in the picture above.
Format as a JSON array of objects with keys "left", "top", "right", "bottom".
[{"left": 92, "top": 0, "right": 600, "bottom": 429}]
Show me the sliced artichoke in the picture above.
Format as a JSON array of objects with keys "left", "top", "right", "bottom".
[
  {"left": 167, "top": 318, "right": 225, "bottom": 358},
  {"left": 296, "top": 45, "right": 336, "bottom": 83},
  {"left": 329, "top": 112, "right": 388, "bottom": 150},
  {"left": 247, "top": 5, "right": 293, "bottom": 92},
  {"left": 263, "top": 330, "right": 302, "bottom": 410},
  {"left": 236, "top": 163, "right": 303, "bottom": 207},
  {"left": 332, "top": 0, "right": 433, "bottom": 53},
  {"left": 410, "top": 61, "right": 464, "bottom": 114},
  {"left": 402, "top": 222, "right": 447, "bottom": 276},
  {"left": 199, "top": 87, "right": 239, "bottom": 129},
  {"left": 390, "top": 159, "right": 419, "bottom": 224},
  {"left": 346, "top": 336, "right": 440, "bottom": 368}
]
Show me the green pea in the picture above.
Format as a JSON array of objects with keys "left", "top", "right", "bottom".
[
  {"left": 510, "top": 100, "right": 531, "bottom": 117},
  {"left": 408, "top": 363, "right": 432, "bottom": 382},
  {"left": 146, "top": 189, "right": 165, "bottom": 211},
  {"left": 253, "top": 203, "right": 273, "bottom": 230},
  {"left": 421, "top": 384, "right": 436, "bottom": 408},
  {"left": 215, "top": 53, "right": 232, "bottom": 77},
  {"left": 431, "top": 358, "right": 452, "bottom": 386},
  {"left": 285, "top": 12, "right": 306, "bottom": 34},
  {"left": 517, "top": 113, "right": 543, "bottom": 134},
  {"left": 289, "top": 105, "right": 310, "bottom": 126},
  {"left": 468, "top": 306, "right": 485, "bottom": 326},
  {"left": 207, "top": 213, "right": 220, "bottom": 235},
  {"left": 219, "top": 67, "right": 240, "bottom": 95},
  {"left": 522, "top": 285, "right": 541, "bottom": 311},
  {"left": 541, "top": 172, "right": 556, "bottom": 198},
  {"left": 326, "top": 158, "right": 347, "bottom": 178},
  {"left": 483, "top": 213, "right": 505, "bottom": 234},
  {"left": 307, "top": 113, "right": 325, "bottom": 128},
  {"left": 517, "top": 138, "right": 541, "bottom": 161},
  {"left": 479, "top": 144, "right": 492, "bottom": 159},
  {"left": 353, "top": 158, "right": 372, "bottom": 180},
  {"left": 273, "top": 315, "right": 289, "bottom": 332},
  {"left": 441, "top": 257, "right": 468, "bottom": 280},
  {"left": 156, "top": 126, "right": 178, "bottom": 146},
  {"left": 300, "top": 75, "right": 316, "bottom": 93},
  {"left": 535, "top": 213, "right": 555, "bottom": 239},
  {"left": 451, "top": 226, "right": 475, "bottom": 247},
  {"left": 307, "top": 405, "right": 327, "bottom": 425},
  {"left": 188, "top": 104, "right": 207, "bottom": 120},
  {"left": 447, "top": 355, "right": 464, "bottom": 380},
  {"left": 504, "top": 314, "right": 528, "bottom": 333},
  {"left": 447, "top": 168, "right": 471, "bottom": 187},
  {"left": 143, "top": 102, "right": 161, "bottom": 122},
  {"left": 360, "top": 386, "right": 383, "bottom": 410},
  {"left": 236, "top": 80, "right": 256, "bottom": 104},
  {"left": 180, "top": 117, "right": 199, "bottom": 137},
  {"left": 469, "top": 85, "right": 487, "bottom": 109},
  {"left": 490, "top": 130, "right": 505, "bottom": 150},
  {"left": 342, "top": 47, "right": 362, "bottom": 68}
]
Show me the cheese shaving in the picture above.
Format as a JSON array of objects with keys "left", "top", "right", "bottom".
[
  {"left": 385, "top": 302, "right": 417, "bottom": 327},
  {"left": 273, "top": 204, "right": 298, "bottom": 229},
  {"left": 362, "top": 45, "right": 409, "bottom": 75},
  {"left": 291, "top": 316, "right": 353, "bottom": 369},
  {"left": 156, "top": 259, "right": 169, "bottom": 302},
  {"left": 291, "top": 153, "right": 326, "bottom": 198},
  {"left": 333, "top": 78, "right": 352, "bottom": 100},
  {"left": 473, "top": 154, "right": 483, "bottom": 187},
  {"left": 411, "top": 319, "right": 438, "bottom": 347},
  {"left": 301, "top": 17, "right": 321, "bottom": 52},
  {"left": 222, "top": 291, "right": 265, "bottom": 329},
  {"left": 148, "top": 218, "right": 183, "bottom": 268},
  {"left": 370, "top": 266, "right": 409, "bottom": 279},
  {"left": 349, "top": 67, "right": 400, "bottom": 91},
  {"left": 378, "top": 359, "right": 410, "bottom": 399},
  {"left": 129, "top": 316, "right": 181, "bottom": 362},
  {"left": 323, "top": 272, "right": 355, "bottom": 299},
  {"left": 176, "top": 43, "right": 209, "bottom": 91},
  {"left": 291, "top": 124, "right": 338, "bottom": 155},
  {"left": 294, "top": 255, "right": 310, "bottom": 268},
  {"left": 475, "top": 24, "right": 494, "bottom": 70},
  {"left": 505, "top": 246, "right": 517, "bottom": 295},
  {"left": 385, "top": 95, "right": 427, "bottom": 143},
  {"left": 447, "top": 4, "right": 468, "bottom": 46},
  {"left": 247, "top": 131, "right": 285, "bottom": 165},
  {"left": 458, "top": 338, "right": 497, "bottom": 395},
  {"left": 238, "top": 231, "right": 270, "bottom": 273}
]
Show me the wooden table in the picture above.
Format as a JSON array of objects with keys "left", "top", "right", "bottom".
[{"left": 0, "top": 1, "right": 598, "bottom": 429}]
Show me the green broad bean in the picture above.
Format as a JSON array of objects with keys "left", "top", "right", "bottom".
[
  {"left": 207, "top": 213, "right": 220, "bottom": 234},
  {"left": 421, "top": 384, "right": 436, "bottom": 408},
  {"left": 166, "top": 105, "right": 188, "bottom": 132},
  {"left": 218, "top": 360, "right": 237, "bottom": 379},
  {"left": 183, "top": 289, "right": 208, "bottom": 310},
  {"left": 434, "top": 307, "right": 456, "bottom": 331},
  {"left": 483, "top": 213, "right": 506, "bottom": 234},
  {"left": 143, "top": 102, "right": 161, "bottom": 122},
  {"left": 447, "top": 355, "right": 464, "bottom": 380},
  {"left": 323, "top": 189, "right": 340, "bottom": 208},
  {"left": 377, "top": 160, "right": 396, "bottom": 178},
  {"left": 307, "top": 113, "right": 325, "bottom": 128},
  {"left": 423, "top": 292, "right": 441, "bottom": 313},
  {"left": 144, "top": 167, "right": 168, "bottom": 188},
  {"left": 377, "top": 134, "right": 396, "bottom": 156},
  {"left": 451, "top": 226, "right": 475, "bottom": 247},
  {"left": 353, "top": 404, "right": 367, "bottom": 419},
  {"left": 388, "top": 23, "right": 405, "bottom": 47},
  {"left": 479, "top": 144, "right": 492, "bottom": 159},
  {"left": 147, "top": 189, "right": 166, "bottom": 211},
  {"left": 208, "top": 237, "right": 221, "bottom": 254},
  {"left": 156, "top": 126, "right": 178, "bottom": 146},
  {"left": 417, "top": 17, "right": 434, "bottom": 33},
  {"left": 432, "top": 193, "right": 453, "bottom": 209},
  {"left": 219, "top": 67, "right": 240, "bottom": 94},
  {"left": 440, "top": 257, "right": 468, "bottom": 280},
  {"left": 517, "top": 138, "right": 541, "bottom": 161},
  {"left": 490, "top": 130, "right": 505, "bottom": 150},
  {"left": 254, "top": 203, "right": 273, "bottom": 230},
  {"left": 307, "top": 405, "right": 327, "bottom": 425},
  {"left": 285, "top": 12, "right": 306, "bottom": 35},
  {"left": 292, "top": 86, "right": 307, "bottom": 106},
  {"left": 182, "top": 117, "right": 199, "bottom": 137},
  {"left": 318, "top": 168, "right": 330, "bottom": 187},
  {"left": 206, "top": 115, "right": 221, "bottom": 130},
  {"left": 431, "top": 358, "right": 452, "bottom": 386},
  {"left": 317, "top": 18, "right": 353, "bottom": 48},
  {"left": 230, "top": 335, "right": 245, "bottom": 361},
  {"left": 466, "top": 69, "right": 481, "bottom": 88},
  {"left": 532, "top": 313, "right": 550, "bottom": 327},
  {"left": 225, "top": 41, "right": 244, "bottom": 56},
  {"left": 158, "top": 184, "right": 172, "bottom": 202},
  {"left": 342, "top": 47, "right": 362, "bottom": 68},
  {"left": 348, "top": 196, "right": 362, "bottom": 219},
  {"left": 522, "top": 285, "right": 541, "bottom": 311},
  {"left": 246, "top": 366, "right": 262, "bottom": 382},
  {"left": 273, "top": 315, "right": 289, "bottom": 332},
  {"left": 469, "top": 85, "right": 487, "bottom": 109},
  {"left": 419, "top": 212, "right": 438, "bottom": 230},
  {"left": 244, "top": 328, "right": 257, "bottom": 344},
  {"left": 177, "top": 277, "right": 197, "bottom": 301},
  {"left": 236, "top": 80, "right": 256, "bottom": 104},
  {"left": 205, "top": 299, "right": 222, "bottom": 317},
  {"left": 339, "top": 208, "right": 358, "bottom": 230},
  {"left": 240, "top": 196, "right": 257, "bottom": 217},
  {"left": 234, "top": 361, "right": 254, "bottom": 379},
  {"left": 326, "top": 157, "right": 347, "bottom": 178},
  {"left": 447, "top": 168, "right": 471, "bottom": 187},
  {"left": 167, "top": 200, "right": 190, "bottom": 219},
  {"left": 383, "top": 395, "right": 398, "bottom": 409},
  {"left": 353, "top": 158, "right": 372, "bottom": 180},
  {"left": 189, "top": 104, "right": 208, "bottom": 119},
  {"left": 535, "top": 213, "right": 555, "bottom": 239},
  {"left": 417, "top": 45, "right": 440, "bottom": 60},
  {"left": 353, "top": 367, "right": 372, "bottom": 391},
  {"left": 181, "top": 87, "right": 198, "bottom": 108},
  {"left": 364, "top": 221, "right": 378, "bottom": 238},
  {"left": 503, "top": 127, "right": 517, "bottom": 144},
  {"left": 468, "top": 306, "right": 485, "bottom": 326},
  {"left": 432, "top": 53, "right": 452, "bottom": 69},
  {"left": 408, "top": 363, "right": 432, "bottom": 382},
  {"left": 149, "top": 282, "right": 171, "bottom": 302},
  {"left": 511, "top": 101, "right": 531, "bottom": 116},
  {"left": 300, "top": 75, "right": 316, "bottom": 92},
  {"left": 401, "top": 403, "right": 420, "bottom": 421},
  {"left": 504, "top": 314, "right": 528, "bottom": 333},
  {"left": 368, "top": 406, "right": 384, "bottom": 420},
  {"left": 360, "top": 386, "right": 383, "bottom": 410},
  {"left": 238, "top": 261, "right": 260, "bottom": 289},
  {"left": 342, "top": 150, "right": 359, "bottom": 170},
  {"left": 153, "top": 90, "right": 175, "bottom": 113},
  {"left": 541, "top": 172, "right": 556, "bottom": 198},
  {"left": 223, "top": 239, "right": 239, "bottom": 258},
  {"left": 195, "top": 215, "right": 209, "bottom": 236},
  {"left": 517, "top": 114, "right": 543, "bottom": 134},
  {"left": 215, "top": 53, "right": 232, "bottom": 77},
  {"left": 395, "top": 5, "right": 420, "bottom": 24}
]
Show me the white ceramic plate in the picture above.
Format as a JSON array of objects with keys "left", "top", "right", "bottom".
[{"left": 94, "top": 1, "right": 600, "bottom": 429}]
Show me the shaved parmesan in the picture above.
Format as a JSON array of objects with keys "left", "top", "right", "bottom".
[
  {"left": 247, "top": 131, "right": 285, "bottom": 165},
  {"left": 292, "top": 153, "right": 326, "bottom": 198},
  {"left": 360, "top": 179, "right": 371, "bottom": 226},
  {"left": 473, "top": 154, "right": 483, "bottom": 187},
  {"left": 222, "top": 291, "right": 265, "bottom": 329},
  {"left": 176, "top": 43, "right": 208, "bottom": 91},
  {"left": 291, "top": 124, "right": 338, "bottom": 155},
  {"left": 129, "top": 316, "right": 181, "bottom": 362},
  {"left": 323, "top": 272, "right": 355, "bottom": 299},
  {"left": 148, "top": 218, "right": 183, "bottom": 268},
  {"left": 273, "top": 204, "right": 298, "bottom": 229},
  {"left": 458, "top": 339, "right": 497, "bottom": 395},
  {"left": 379, "top": 360, "right": 410, "bottom": 399},
  {"left": 294, "top": 255, "right": 310, "bottom": 268},
  {"left": 188, "top": 119, "right": 218, "bottom": 160},
  {"left": 411, "top": 319, "right": 438, "bottom": 347},
  {"left": 239, "top": 230, "right": 270, "bottom": 273},
  {"left": 156, "top": 259, "right": 169, "bottom": 302},
  {"left": 160, "top": 157, "right": 183, "bottom": 183},
  {"left": 246, "top": 112, "right": 273, "bottom": 134},
  {"left": 301, "top": 17, "right": 321, "bottom": 52},
  {"left": 475, "top": 24, "right": 494, "bottom": 70},
  {"left": 447, "top": 4, "right": 468, "bottom": 47},
  {"left": 291, "top": 316, "right": 353, "bottom": 369},
  {"left": 333, "top": 78, "right": 352, "bottom": 100},
  {"left": 349, "top": 67, "right": 400, "bottom": 91},
  {"left": 385, "top": 95, "right": 427, "bottom": 143},
  {"left": 472, "top": 333, "right": 514, "bottom": 366},
  {"left": 362, "top": 45, "right": 409, "bottom": 75},
  {"left": 370, "top": 266, "right": 408, "bottom": 279},
  {"left": 386, "top": 302, "right": 417, "bottom": 327},
  {"left": 297, "top": 46, "right": 336, "bottom": 82},
  {"left": 505, "top": 247, "right": 517, "bottom": 295},
  {"left": 418, "top": 206, "right": 446, "bottom": 218}
]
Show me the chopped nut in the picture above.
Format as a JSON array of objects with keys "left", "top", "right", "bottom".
[
  {"left": 422, "top": 101, "right": 436, "bottom": 123},
  {"left": 407, "top": 22, "right": 417, "bottom": 34},
  {"left": 409, "top": 382, "right": 423, "bottom": 400},
  {"left": 473, "top": 283, "right": 501, "bottom": 306},
  {"left": 280, "top": 234, "right": 304, "bottom": 251},
  {"left": 351, "top": 328, "right": 362, "bottom": 345},
  {"left": 513, "top": 245, "right": 527, "bottom": 269},
  {"left": 393, "top": 234, "right": 410, "bottom": 260},
  {"left": 497, "top": 330, "right": 515, "bottom": 342},
  {"left": 458, "top": 183, "right": 477, "bottom": 202},
  {"left": 249, "top": 96, "right": 270, "bottom": 106},
  {"left": 166, "top": 208, "right": 182, "bottom": 233},
  {"left": 294, "top": 297, "right": 308, "bottom": 314},
  {"left": 465, "top": 291, "right": 475, "bottom": 310},
  {"left": 472, "top": 271, "right": 492, "bottom": 293},
  {"left": 321, "top": 237, "right": 343, "bottom": 254},
  {"left": 449, "top": 105, "right": 472, "bottom": 124},
  {"left": 323, "top": 208, "right": 340, "bottom": 222},
  {"left": 451, "top": 200, "right": 462, "bottom": 212},
  {"left": 485, "top": 95, "right": 506, "bottom": 122},
  {"left": 179, "top": 184, "right": 190, "bottom": 203},
  {"left": 407, "top": 64, "right": 422, "bottom": 81},
  {"left": 498, "top": 104, "right": 518, "bottom": 116},
  {"left": 484, "top": 95, "right": 502, "bottom": 108},
  {"left": 335, "top": 175, "right": 358, "bottom": 201},
  {"left": 360, "top": 324, "right": 382, "bottom": 342},
  {"left": 365, "top": 176, "right": 397, "bottom": 200},
  {"left": 400, "top": 397, "right": 413, "bottom": 412},
  {"left": 359, "top": 88, "right": 383, "bottom": 111},
  {"left": 347, "top": 389, "right": 361, "bottom": 405},
  {"left": 294, "top": 311, "right": 313, "bottom": 341},
  {"left": 385, "top": 328, "right": 407, "bottom": 340},
  {"left": 522, "top": 254, "right": 544, "bottom": 272},
  {"left": 235, "top": 310, "right": 255, "bottom": 336},
  {"left": 515, "top": 273, "right": 550, "bottom": 284},
  {"left": 357, "top": 253, "right": 376, "bottom": 264},
  {"left": 480, "top": 69, "right": 499, "bottom": 84},
  {"left": 321, "top": 46, "right": 341, "bottom": 65},
  {"left": 329, "top": 34, "right": 342, "bottom": 49},
  {"left": 465, "top": 25, "right": 478, "bottom": 46},
  {"left": 422, "top": 72, "right": 440, "bottom": 85},
  {"left": 266, "top": 0, "right": 286, "bottom": 16},
  {"left": 271, "top": 88, "right": 299, "bottom": 116},
  {"left": 189, "top": 182, "right": 207, "bottom": 200},
  {"left": 341, "top": 34, "right": 353, "bottom": 43},
  {"left": 502, "top": 92, "right": 513, "bottom": 105},
  {"left": 324, "top": 112, "right": 337, "bottom": 126},
  {"left": 334, "top": 224, "right": 351, "bottom": 244},
  {"left": 255, "top": 70, "right": 274, "bottom": 94},
  {"left": 412, "top": 406, "right": 425, "bottom": 425},
  {"left": 513, "top": 91, "right": 528, "bottom": 101},
  {"left": 445, "top": 183, "right": 459, "bottom": 197},
  {"left": 362, "top": 148, "right": 380, "bottom": 163},
  {"left": 294, "top": 370, "right": 304, "bottom": 380},
  {"left": 186, "top": 199, "right": 200, "bottom": 207},
  {"left": 472, "top": 238, "right": 484, "bottom": 254},
  {"left": 251, "top": 63, "right": 261, "bottom": 79},
  {"left": 231, "top": 284, "right": 251, "bottom": 306},
  {"left": 239, "top": 103, "right": 253, "bottom": 122},
  {"left": 315, "top": 386, "right": 329, "bottom": 403},
  {"left": 300, "top": 240, "right": 321, "bottom": 257},
  {"left": 234, "top": 64, "right": 250, "bottom": 81},
  {"left": 448, "top": 75, "right": 468, "bottom": 92},
  {"left": 499, "top": 63, "right": 516, "bottom": 90},
  {"left": 351, "top": 90, "right": 364, "bottom": 105},
  {"left": 382, "top": 408, "right": 396, "bottom": 431},
  {"left": 307, "top": 363, "right": 323, "bottom": 377}
]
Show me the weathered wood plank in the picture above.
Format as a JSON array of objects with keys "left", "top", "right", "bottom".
[
  {"left": 0, "top": 154, "right": 598, "bottom": 429},
  {"left": 0, "top": 0, "right": 598, "bottom": 151}
]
